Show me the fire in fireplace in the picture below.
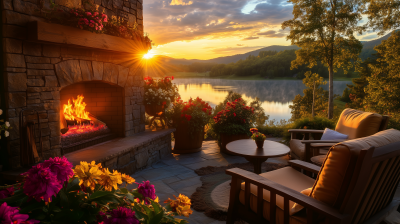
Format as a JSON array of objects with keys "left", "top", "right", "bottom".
[{"left": 60, "top": 95, "right": 113, "bottom": 154}]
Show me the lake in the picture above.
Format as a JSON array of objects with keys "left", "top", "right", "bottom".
[{"left": 172, "top": 78, "right": 352, "bottom": 121}]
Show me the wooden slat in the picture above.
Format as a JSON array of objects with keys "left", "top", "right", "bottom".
[
  {"left": 245, "top": 182, "right": 250, "bottom": 210},
  {"left": 284, "top": 198, "right": 289, "bottom": 224},
  {"left": 28, "top": 21, "right": 147, "bottom": 54},
  {"left": 270, "top": 192, "right": 276, "bottom": 224},
  {"left": 257, "top": 186, "right": 263, "bottom": 222}
]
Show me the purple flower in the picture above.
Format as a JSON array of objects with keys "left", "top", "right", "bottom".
[
  {"left": 104, "top": 207, "right": 139, "bottom": 224},
  {"left": 137, "top": 181, "right": 156, "bottom": 204},
  {"left": 0, "top": 202, "right": 39, "bottom": 224},
  {"left": 23, "top": 164, "right": 62, "bottom": 202},
  {"left": 0, "top": 186, "right": 14, "bottom": 199},
  {"left": 42, "top": 157, "right": 74, "bottom": 184}
]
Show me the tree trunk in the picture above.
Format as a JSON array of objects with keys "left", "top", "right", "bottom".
[
  {"left": 328, "top": 65, "right": 334, "bottom": 119},
  {"left": 312, "top": 80, "right": 315, "bottom": 117}
]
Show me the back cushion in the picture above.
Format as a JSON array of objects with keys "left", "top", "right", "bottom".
[
  {"left": 335, "top": 108, "right": 383, "bottom": 140},
  {"left": 309, "top": 129, "right": 400, "bottom": 209}
]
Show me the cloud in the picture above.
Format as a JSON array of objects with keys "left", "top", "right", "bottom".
[
  {"left": 237, "top": 44, "right": 244, "bottom": 46},
  {"left": 242, "top": 36, "right": 259, "bottom": 40},
  {"left": 210, "top": 46, "right": 264, "bottom": 54},
  {"left": 361, "top": 33, "right": 378, "bottom": 40},
  {"left": 257, "top": 30, "right": 287, "bottom": 38},
  {"left": 144, "top": 0, "right": 293, "bottom": 45}
]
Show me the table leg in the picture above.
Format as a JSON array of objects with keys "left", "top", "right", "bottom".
[{"left": 245, "top": 158, "right": 268, "bottom": 174}]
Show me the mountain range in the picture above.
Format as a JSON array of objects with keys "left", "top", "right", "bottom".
[{"left": 160, "top": 32, "right": 394, "bottom": 65}]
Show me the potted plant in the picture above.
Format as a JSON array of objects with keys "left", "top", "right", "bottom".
[
  {"left": 144, "top": 76, "right": 179, "bottom": 127},
  {"left": 250, "top": 128, "right": 266, "bottom": 148},
  {"left": 167, "top": 97, "right": 212, "bottom": 153},
  {"left": 211, "top": 98, "right": 255, "bottom": 154}
]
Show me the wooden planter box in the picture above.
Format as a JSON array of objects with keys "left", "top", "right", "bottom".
[
  {"left": 172, "top": 122, "right": 204, "bottom": 154},
  {"left": 28, "top": 21, "right": 147, "bottom": 53}
]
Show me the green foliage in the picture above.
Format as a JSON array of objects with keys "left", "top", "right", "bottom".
[
  {"left": 256, "top": 119, "right": 291, "bottom": 138},
  {"left": 361, "top": 0, "right": 400, "bottom": 35},
  {"left": 282, "top": 0, "right": 363, "bottom": 118},
  {"left": 283, "top": 116, "right": 336, "bottom": 143},
  {"left": 338, "top": 88, "right": 352, "bottom": 103},
  {"left": 364, "top": 31, "right": 400, "bottom": 114},
  {"left": 249, "top": 97, "right": 269, "bottom": 126}
]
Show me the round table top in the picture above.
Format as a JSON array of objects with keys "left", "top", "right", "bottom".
[{"left": 226, "top": 139, "right": 290, "bottom": 159}]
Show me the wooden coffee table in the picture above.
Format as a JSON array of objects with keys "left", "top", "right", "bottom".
[{"left": 226, "top": 139, "right": 290, "bottom": 174}]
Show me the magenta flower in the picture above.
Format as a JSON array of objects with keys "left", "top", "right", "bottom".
[
  {"left": 86, "top": 12, "right": 92, "bottom": 16},
  {"left": 104, "top": 207, "right": 139, "bottom": 224},
  {"left": 23, "top": 164, "right": 62, "bottom": 202},
  {"left": 42, "top": 157, "right": 74, "bottom": 184},
  {"left": 0, "top": 186, "right": 14, "bottom": 199},
  {"left": 137, "top": 181, "right": 156, "bottom": 204},
  {"left": 0, "top": 202, "right": 39, "bottom": 223}
]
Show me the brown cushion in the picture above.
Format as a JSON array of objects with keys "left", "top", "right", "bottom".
[
  {"left": 239, "top": 167, "right": 314, "bottom": 223},
  {"left": 290, "top": 139, "right": 305, "bottom": 160},
  {"left": 311, "top": 155, "right": 326, "bottom": 166},
  {"left": 335, "top": 108, "right": 383, "bottom": 140},
  {"left": 309, "top": 129, "right": 400, "bottom": 209}
]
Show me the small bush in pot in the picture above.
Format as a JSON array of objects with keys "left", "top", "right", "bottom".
[
  {"left": 167, "top": 97, "right": 212, "bottom": 153},
  {"left": 250, "top": 128, "right": 266, "bottom": 148},
  {"left": 144, "top": 76, "right": 179, "bottom": 108}
]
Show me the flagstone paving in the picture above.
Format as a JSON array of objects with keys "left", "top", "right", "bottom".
[{"left": 130, "top": 138, "right": 288, "bottom": 224}]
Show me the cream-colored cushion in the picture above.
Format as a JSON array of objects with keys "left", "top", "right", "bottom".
[
  {"left": 290, "top": 139, "right": 305, "bottom": 160},
  {"left": 335, "top": 108, "right": 382, "bottom": 140},
  {"left": 239, "top": 167, "right": 315, "bottom": 223},
  {"left": 309, "top": 129, "right": 400, "bottom": 209}
]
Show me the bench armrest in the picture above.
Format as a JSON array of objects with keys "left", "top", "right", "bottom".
[
  {"left": 289, "top": 160, "right": 321, "bottom": 174},
  {"left": 226, "top": 168, "right": 349, "bottom": 223}
]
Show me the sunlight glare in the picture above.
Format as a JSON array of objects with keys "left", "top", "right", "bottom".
[{"left": 143, "top": 49, "right": 156, "bottom": 59}]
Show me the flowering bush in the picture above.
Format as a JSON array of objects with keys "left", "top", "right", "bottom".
[
  {"left": 166, "top": 97, "right": 212, "bottom": 135},
  {"left": 212, "top": 98, "right": 255, "bottom": 136},
  {"left": 0, "top": 157, "right": 192, "bottom": 224},
  {"left": 250, "top": 128, "right": 266, "bottom": 141},
  {"left": 144, "top": 76, "right": 180, "bottom": 107},
  {"left": 0, "top": 109, "right": 10, "bottom": 139}
]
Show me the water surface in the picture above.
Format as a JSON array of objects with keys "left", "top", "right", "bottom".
[{"left": 173, "top": 78, "right": 351, "bottom": 121}]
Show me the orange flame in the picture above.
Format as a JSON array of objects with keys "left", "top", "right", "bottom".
[{"left": 63, "top": 95, "right": 91, "bottom": 121}]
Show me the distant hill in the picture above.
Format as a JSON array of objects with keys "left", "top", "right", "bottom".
[{"left": 159, "top": 32, "right": 394, "bottom": 67}]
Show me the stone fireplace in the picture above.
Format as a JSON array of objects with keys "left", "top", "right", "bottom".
[{"left": 1, "top": 0, "right": 174, "bottom": 175}]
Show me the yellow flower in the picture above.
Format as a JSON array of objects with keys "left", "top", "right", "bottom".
[
  {"left": 121, "top": 174, "right": 135, "bottom": 184},
  {"left": 98, "top": 168, "right": 122, "bottom": 191},
  {"left": 164, "top": 194, "right": 193, "bottom": 217},
  {"left": 73, "top": 161, "right": 103, "bottom": 190}
]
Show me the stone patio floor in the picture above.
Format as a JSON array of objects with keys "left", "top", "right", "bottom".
[{"left": 130, "top": 138, "right": 288, "bottom": 224}]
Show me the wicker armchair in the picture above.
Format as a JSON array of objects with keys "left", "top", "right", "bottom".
[
  {"left": 288, "top": 108, "right": 389, "bottom": 165},
  {"left": 226, "top": 129, "right": 400, "bottom": 224}
]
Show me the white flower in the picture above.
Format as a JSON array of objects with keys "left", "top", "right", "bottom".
[
  {"left": 0, "top": 109, "right": 2, "bottom": 115},
  {"left": 5, "top": 122, "right": 10, "bottom": 127},
  {"left": 4, "top": 131, "right": 9, "bottom": 137}
]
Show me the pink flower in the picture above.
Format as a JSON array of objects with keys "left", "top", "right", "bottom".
[
  {"left": 41, "top": 157, "right": 74, "bottom": 184},
  {"left": 23, "top": 164, "right": 62, "bottom": 202},
  {"left": 93, "top": 12, "right": 99, "bottom": 16},
  {"left": 104, "top": 207, "right": 139, "bottom": 224},
  {"left": 137, "top": 181, "right": 156, "bottom": 204},
  {"left": 86, "top": 12, "right": 92, "bottom": 16},
  {"left": 0, "top": 202, "right": 39, "bottom": 223},
  {"left": 83, "top": 18, "right": 89, "bottom": 25},
  {"left": 0, "top": 186, "right": 14, "bottom": 199},
  {"left": 90, "top": 20, "right": 95, "bottom": 23}
]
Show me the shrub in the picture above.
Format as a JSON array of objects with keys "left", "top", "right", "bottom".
[{"left": 144, "top": 76, "right": 179, "bottom": 107}]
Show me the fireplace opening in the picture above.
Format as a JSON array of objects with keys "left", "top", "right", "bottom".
[{"left": 60, "top": 81, "right": 125, "bottom": 154}]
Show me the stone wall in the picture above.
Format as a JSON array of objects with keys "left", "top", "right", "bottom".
[
  {"left": 104, "top": 134, "right": 172, "bottom": 174},
  {"left": 2, "top": 0, "right": 147, "bottom": 169}
]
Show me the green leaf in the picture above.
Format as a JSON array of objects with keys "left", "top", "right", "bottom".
[
  {"left": 149, "top": 210, "right": 164, "bottom": 224},
  {"left": 150, "top": 199, "right": 161, "bottom": 214},
  {"left": 59, "top": 189, "right": 69, "bottom": 209},
  {"left": 88, "top": 191, "right": 113, "bottom": 200},
  {"left": 69, "top": 209, "right": 84, "bottom": 221},
  {"left": 119, "top": 188, "right": 129, "bottom": 194},
  {"left": 66, "top": 178, "right": 80, "bottom": 192},
  {"left": 19, "top": 202, "right": 44, "bottom": 214}
]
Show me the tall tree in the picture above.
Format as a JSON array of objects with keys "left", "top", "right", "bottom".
[
  {"left": 282, "top": 0, "right": 363, "bottom": 119},
  {"left": 303, "top": 72, "right": 327, "bottom": 117},
  {"left": 361, "top": 0, "right": 400, "bottom": 35}
]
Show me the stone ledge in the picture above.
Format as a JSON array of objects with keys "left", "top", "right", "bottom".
[{"left": 65, "top": 128, "right": 175, "bottom": 166}]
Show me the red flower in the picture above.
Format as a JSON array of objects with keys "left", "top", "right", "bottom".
[
  {"left": 171, "top": 76, "right": 174, "bottom": 80},
  {"left": 185, "top": 115, "right": 192, "bottom": 121},
  {"left": 162, "top": 101, "right": 166, "bottom": 105},
  {"left": 233, "top": 113, "right": 236, "bottom": 117}
]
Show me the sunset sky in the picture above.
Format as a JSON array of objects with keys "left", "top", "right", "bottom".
[{"left": 143, "top": 0, "right": 383, "bottom": 60}]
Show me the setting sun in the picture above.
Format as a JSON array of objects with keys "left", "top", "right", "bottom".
[{"left": 143, "top": 49, "right": 156, "bottom": 59}]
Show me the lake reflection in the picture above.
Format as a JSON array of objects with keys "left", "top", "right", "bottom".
[{"left": 173, "top": 78, "right": 352, "bottom": 121}]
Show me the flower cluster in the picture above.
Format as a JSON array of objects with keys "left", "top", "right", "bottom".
[
  {"left": 137, "top": 180, "right": 156, "bottom": 204},
  {"left": 250, "top": 128, "right": 266, "bottom": 141},
  {"left": 144, "top": 76, "right": 180, "bottom": 107},
  {"left": 69, "top": 8, "right": 107, "bottom": 32},
  {"left": 102, "top": 207, "right": 139, "bottom": 224},
  {"left": 213, "top": 98, "right": 255, "bottom": 124},
  {"left": 167, "top": 97, "right": 212, "bottom": 134},
  {"left": 0, "top": 202, "right": 39, "bottom": 224},
  {"left": 0, "top": 109, "right": 11, "bottom": 139},
  {"left": 164, "top": 194, "right": 193, "bottom": 217}
]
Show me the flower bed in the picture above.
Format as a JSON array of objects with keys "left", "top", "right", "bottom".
[{"left": 0, "top": 157, "right": 192, "bottom": 224}]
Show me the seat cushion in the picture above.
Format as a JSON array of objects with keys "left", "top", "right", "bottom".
[
  {"left": 290, "top": 139, "right": 305, "bottom": 160},
  {"left": 311, "top": 155, "right": 326, "bottom": 166},
  {"left": 309, "top": 129, "right": 400, "bottom": 210},
  {"left": 335, "top": 108, "right": 382, "bottom": 140},
  {"left": 239, "top": 167, "right": 315, "bottom": 223}
]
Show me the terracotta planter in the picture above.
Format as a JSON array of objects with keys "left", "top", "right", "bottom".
[
  {"left": 172, "top": 122, "right": 204, "bottom": 154},
  {"left": 220, "top": 133, "right": 250, "bottom": 155},
  {"left": 256, "top": 140, "right": 264, "bottom": 149},
  {"left": 145, "top": 104, "right": 164, "bottom": 116}
]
